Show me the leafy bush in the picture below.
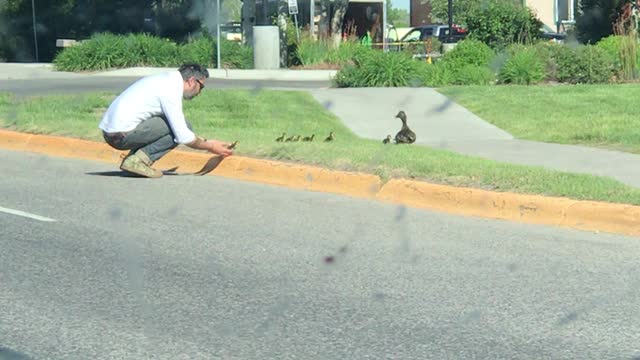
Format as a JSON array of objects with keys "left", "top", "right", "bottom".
[
  {"left": 498, "top": 44, "right": 546, "bottom": 84},
  {"left": 54, "top": 33, "right": 136, "bottom": 71},
  {"left": 295, "top": 36, "right": 370, "bottom": 67},
  {"left": 418, "top": 61, "right": 455, "bottom": 87},
  {"left": 596, "top": 35, "right": 624, "bottom": 66},
  {"left": 531, "top": 41, "right": 565, "bottom": 81},
  {"left": 54, "top": 32, "right": 179, "bottom": 71},
  {"left": 53, "top": 32, "right": 253, "bottom": 71},
  {"left": 123, "top": 33, "right": 179, "bottom": 66},
  {"left": 555, "top": 44, "right": 614, "bottom": 84},
  {"left": 326, "top": 40, "right": 371, "bottom": 65},
  {"left": 595, "top": 35, "right": 639, "bottom": 80},
  {"left": 218, "top": 39, "right": 253, "bottom": 69},
  {"left": 465, "top": 0, "right": 543, "bottom": 50},
  {"left": 333, "top": 64, "right": 366, "bottom": 87},
  {"left": 179, "top": 36, "right": 216, "bottom": 66},
  {"left": 438, "top": 39, "right": 495, "bottom": 83},
  {"left": 295, "top": 36, "right": 330, "bottom": 66},
  {"left": 333, "top": 50, "right": 424, "bottom": 87},
  {"left": 440, "top": 39, "right": 495, "bottom": 69}
]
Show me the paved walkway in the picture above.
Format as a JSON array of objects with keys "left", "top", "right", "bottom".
[{"left": 310, "top": 87, "right": 640, "bottom": 189}]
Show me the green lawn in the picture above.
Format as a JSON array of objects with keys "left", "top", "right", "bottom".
[
  {"left": 437, "top": 84, "right": 640, "bottom": 154},
  {"left": 2, "top": 88, "right": 640, "bottom": 206}
]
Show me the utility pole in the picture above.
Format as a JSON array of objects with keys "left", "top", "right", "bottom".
[
  {"left": 309, "top": 0, "right": 314, "bottom": 38},
  {"left": 447, "top": 0, "right": 453, "bottom": 43},
  {"left": 216, "top": 0, "right": 221, "bottom": 69},
  {"left": 31, "top": 0, "right": 39, "bottom": 62},
  {"left": 382, "top": 0, "right": 387, "bottom": 51}
]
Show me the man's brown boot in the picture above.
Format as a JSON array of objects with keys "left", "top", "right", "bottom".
[{"left": 120, "top": 151, "right": 163, "bottom": 178}]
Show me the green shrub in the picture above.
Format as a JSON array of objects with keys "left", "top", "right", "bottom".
[
  {"left": 333, "top": 50, "right": 423, "bottom": 87},
  {"left": 359, "top": 51, "right": 423, "bottom": 86},
  {"left": 498, "top": 44, "right": 546, "bottom": 84},
  {"left": 465, "top": 0, "right": 543, "bottom": 50},
  {"left": 54, "top": 33, "right": 125, "bottom": 71},
  {"left": 180, "top": 36, "right": 252, "bottom": 69},
  {"left": 419, "top": 61, "right": 455, "bottom": 87},
  {"left": 555, "top": 44, "right": 613, "bottom": 84},
  {"left": 332, "top": 64, "right": 365, "bottom": 87},
  {"left": 596, "top": 35, "right": 623, "bottom": 67},
  {"left": 295, "top": 36, "right": 330, "bottom": 66},
  {"left": 595, "top": 35, "right": 639, "bottom": 80},
  {"left": 531, "top": 41, "right": 565, "bottom": 81},
  {"left": 53, "top": 32, "right": 253, "bottom": 71},
  {"left": 123, "top": 33, "right": 179, "bottom": 67},
  {"left": 441, "top": 39, "right": 495, "bottom": 70},
  {"left": 53, "top": 32, "right": 179, "bottom": 71},
  {"left": 219, "top": 39, "right": 253, "bottom": 69},
  {"left": 179, "top": 36, "right": 216, "bottom": 66},
  {"left": 326, "top": 40, "right": 371, "bottom": 66}
]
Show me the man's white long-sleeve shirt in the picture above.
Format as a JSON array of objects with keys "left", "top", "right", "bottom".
[{"left": 99, "top": 70, "right": 196, "bottom": 144}]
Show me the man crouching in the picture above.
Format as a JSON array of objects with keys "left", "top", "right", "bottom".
[{"left": 99, "top": 63, "right": 233, "bottom": 178}]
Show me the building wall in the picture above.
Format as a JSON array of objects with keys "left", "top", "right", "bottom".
[
  {"left": 525, "top": 0, "right": 576, "bottom": 33},
  {"left": 410, "top": 0, "right": 432, "bottom": 27},
  {"left": 525, "top": 0, "right": 556, "bottom": 32}
]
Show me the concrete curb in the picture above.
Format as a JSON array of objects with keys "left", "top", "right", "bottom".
[{"left": 1, "top": 129, "right": 639, "bottom": 237}]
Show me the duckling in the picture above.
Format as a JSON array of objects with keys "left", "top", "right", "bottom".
[
  {"left": 285, "top": 135, "right": 295, "bottom": 142},
  {"left": 292, "top": 135, "right": 301, "bottom": 142},
  {"left": 302, "top": 134, "right": 315, "bottom": 142},
  {"left": 394, "top": 110, "right": 416, "bottom": 144},
  {"left": 324, "top": 131, "right": 335, "bottom": 142},
  {"left": 275, "top": 132, "right": 286, "bottom": 142},
  {"left": 382, "top": 135, "right": 391, "bottom": 144}
]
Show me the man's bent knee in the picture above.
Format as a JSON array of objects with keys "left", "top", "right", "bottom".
[{"left": 103, "top": 131, "right": 128, "bottom": 150}]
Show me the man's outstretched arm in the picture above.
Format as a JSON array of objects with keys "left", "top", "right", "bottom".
[{"left": 186, "top": 136, "right": 233, "bottom": 157}]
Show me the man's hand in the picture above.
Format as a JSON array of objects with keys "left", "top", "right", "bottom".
[{"left": 207, "top": 140, "right": 234, "bottom": 157}]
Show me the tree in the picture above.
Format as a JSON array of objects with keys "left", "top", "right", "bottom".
[
  {"left": 386, "top": 1, "right": 409, "bottom": 28},
  {"left": 574, "top": 0, "right": 627, "bottom": 44},
  {"left": 222, "top": 0, "right": 242, "bottom": 21},
  {"left": 0, "top": 0, "right": 76, "bottom": 61},
  {"left": 464, "top": 0, "right": 542, "bottom": 49},
  {"left": 316, "top": 0, "right": 348, "bottom": 47},
  {"left": 430, "top": 0, "right": 484, "bottom": 24}
]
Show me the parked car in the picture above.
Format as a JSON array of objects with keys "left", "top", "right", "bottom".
[
  {"left": 399, "top": 24, "right": 467, "bottom": 43},
  {"left": 390, "top": 24, "right": 467, "bottom": 56}
]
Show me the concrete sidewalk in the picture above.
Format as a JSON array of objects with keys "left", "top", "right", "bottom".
[
  {"left": 310, "top": 87, "right": 640, "bottom": 189},
  {"left": 0, "top": 63, "right": 337, "bottom": 81}
]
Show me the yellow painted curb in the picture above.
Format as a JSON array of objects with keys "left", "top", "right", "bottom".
[
  {"left": 0, "top": 129, "right": 382, "bottom": 200},
  {"left": 376, "top": 179, "right": 640, "bottom": 237},
  {"left": 1, "top": 129, "right": 639, "bottom": 237}
]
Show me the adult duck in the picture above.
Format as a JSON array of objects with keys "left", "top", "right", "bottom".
[
  {"left": 394, "top": 110, "right": 416, "bottom": 144},
  {"left": 324, "top": 131, "right": 335, "bottom": 142}
]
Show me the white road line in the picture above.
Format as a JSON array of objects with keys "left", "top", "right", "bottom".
[{"left": 0, "top": 206, "right": 56, "bottom": 222}]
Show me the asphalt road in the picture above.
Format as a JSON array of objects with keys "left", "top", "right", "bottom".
[
  {"left": 1, "top": 149, "right": 639, "bottom": 359},
  {"left": 0, "top": 77, "right": 330, "bottom": 97}
]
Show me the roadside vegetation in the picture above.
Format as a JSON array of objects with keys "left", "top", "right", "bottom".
[{"left": 2, "top": 89, "right": 640, "bottom": 206}]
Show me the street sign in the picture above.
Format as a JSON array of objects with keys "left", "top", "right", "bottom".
[{"left": 288, "top": 0, "right": 298, "bottom": 14}]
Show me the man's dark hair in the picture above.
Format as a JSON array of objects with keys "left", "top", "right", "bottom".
[{"left": 178, "top": 63, "right": 209, "bottom": 81}]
